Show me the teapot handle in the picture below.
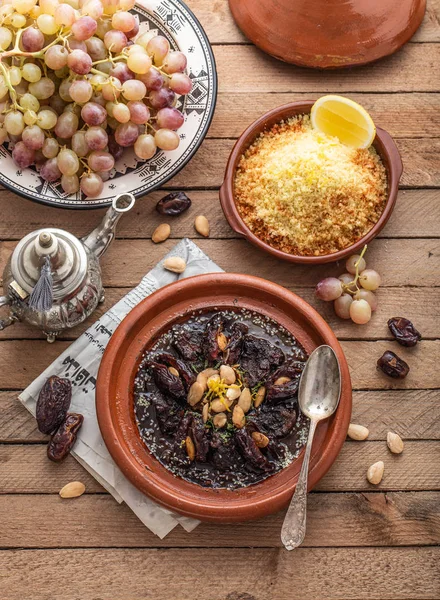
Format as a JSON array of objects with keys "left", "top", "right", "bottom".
[{"left": 0, "top": 296, "right": 16, "bottom": 331}]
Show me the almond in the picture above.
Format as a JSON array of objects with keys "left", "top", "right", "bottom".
[
  {"left": 367, "top": 461, "right": 384, "bottom": 485},
  {"left": 226, "top": 385, "right": 241, "bottom": 401},
  {"left": 347, "top": 423, "right": 369, "bottom": 441},
  {"left": 217, "top": 332, "right": 228, "bottom": 351},
  {"left": 59, "top": 481, "right": 86, "bottom": 499},
  {"left": 219, "top": 364, "right": 236, "bottom": 385},
  {"left": 187, "top": 381, "right": 204, "bottom": 407},
  {"left": 168, "top": 366, "right": 179, "bottom": 377},
  {"left": 232, "top": 405, "right": 245, "bottom": 429},
  {"left": 252, "top": 432, "right": 269, "bottom": 448},
  {"left": 202, "top": 403, "right": 210, "bottom": 423},
  {"left": 152, "top": 223, "right": 171, "bottom": 243},
  {"left": 197, "top": 368, "right": 219, "bottom": 390},
  {"left": 195, "top": 215, "right": 210, "bottom": 237},
  {"left": 274, "top": 376, "right": 291, "bottom": 385},
  {"left": 163, "top": 256, "right": 186, "bottom": 273},
  {"left": 237, "top": 387, "right": 252, "bottom": 413},
  {"left": 387, "top": 431, "right": 404, "bottom": 454},
  {"left": 210, "top": 398, "right": 231, "bottom": 413},
  {"left": 254, "top": 386, "right": 266, "bottom": 408},
  {"left": 185, "top": 436, "right": 195, "bottom": 461},
  {"left": 213, "top": 413, "right": 227, "bottom": 428}
]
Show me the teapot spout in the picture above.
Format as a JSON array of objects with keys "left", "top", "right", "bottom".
[{"left": 82, "top": 193, "right": 135, "bottom": 259}]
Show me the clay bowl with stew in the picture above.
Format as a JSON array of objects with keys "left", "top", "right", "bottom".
[
  {"left": 220, "top": 101, "right": 403, "bottom": 265},
  {"left": 96, "top": 273, "right": 352, "bottom": 523}
]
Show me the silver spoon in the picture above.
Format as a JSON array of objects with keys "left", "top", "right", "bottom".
[{"left": 281, "top": 345, "right": 341, "bottom": 551}]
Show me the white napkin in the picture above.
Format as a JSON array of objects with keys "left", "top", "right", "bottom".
[{"left": 19, "top": 238, "right": 223, "bottom": 538}]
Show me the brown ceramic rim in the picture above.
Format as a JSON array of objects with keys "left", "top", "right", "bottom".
[
  {"left": 96, "top": 273, "right": 352, "bottom": 522},
  {"left": 220, "top": 101, "right": 403, "bottom": 265}
]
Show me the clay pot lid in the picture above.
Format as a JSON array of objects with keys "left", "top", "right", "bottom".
[{"left": 229, "top": 0, "right": 426, "bottom": 68}]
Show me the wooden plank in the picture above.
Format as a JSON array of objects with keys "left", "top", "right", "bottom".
[
  {"left": 0, "top": 189, "right": 438, "bottom": 241},
  {"left": 0, "top": 492, "right": 438, "bottom": 548},
  {"left": 1, "top": 441, "right": 438, "bottom": 493},
  {"left": 0, "top": 285, "right": 437, "bottom": 341},
  {"left": 0, "top": 547, "right": 438, "bottom": 600},
  {"left": 1, "top": 238, "right": 439, "bottom": 291},
  {"left": 188, "top": 0, "right": 440, "bottom": 45},
  {"left": 2, "top": 389, "right": 438, "bottom": 443},
  {"left": 0, "top": 338, "right": 438, "bottom": 390}
]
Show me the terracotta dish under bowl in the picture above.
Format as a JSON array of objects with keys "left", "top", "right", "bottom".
[
  {"left": 96, "top": 273, "right": 352, "bottom": 522},
  {"left": 220, "top": 101, "right": 403, "bottom": 265},
  {"left": 229, "top": 0, "right": 426, "bottom": 68}
]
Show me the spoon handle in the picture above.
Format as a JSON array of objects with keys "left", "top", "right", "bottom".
[{"left": 280, "top": 419, "right": 317, "bottom": 550}]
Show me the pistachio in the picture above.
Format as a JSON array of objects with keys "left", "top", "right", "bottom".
[
  {"left": 219, "top": 364, "right": 236, "bottom": 385},
  {"left": 185, "top": 436, "right": 195, "bottom": 461},
  {"left": 187, "top": 381, "right": 204, "bottom": 407},
  {"left": 196, "top": 368, "right": 219, "bottom": 390},
  {"left": 59, "top": 481, "right": 86, "bottom": 499},
  {"left": 211, "top": 398, "right": 231, "bottom": 413},
  {"left": 274, "top": 376, "right": 291, "bottom": 385},
  {"left": 367, "top": 461, "right": 385, "bottom": 485},
  {"left": 232, "top": 405, "right": 246, "bottom": 429},
  {"left": 347, "top": 423, "right": 369, "bottom": 441},
  {"left": 168, "top": 366, "right": 179, "bottom": 377},
  {"left": 252, "top": 432, "right": 269, "bottom": 448},
  {"left": 237, "top": 387, "right": 252, "bottom": 413},
  {"left": 152, "top": 223, "right": 171, "bottom": 243},
  {"left": 163, "top": 256, "right": 186, "bottom": 273},
  {"left": 226, "top": 385, "right": 241, "bottom": 401},
  {"left": 387, "top": 431, "right": 404, "bottom": 454},
  {"left": 194, "top": 215, "right": 210, "bottom": 237},
  {"left": 202, "top": 403, "right": 209, "bottom": 423},
  {"left": 254, "top": 386, "right": 266, "bottom": 408},
  {"left": 217, "top": 332, "right": 228, "bottom": 351},
  {"left": 213, "top": 413, "right": 227, "bottom": 428}
]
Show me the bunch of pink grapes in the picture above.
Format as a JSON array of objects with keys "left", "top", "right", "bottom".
[
  {"left": 315, "top": 248, "right": 381, "bottom": 325},
  {"left": 0, "top": 0, "right": 192, "bottom": 197}
]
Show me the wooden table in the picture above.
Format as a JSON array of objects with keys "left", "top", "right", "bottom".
[{"left": 1, "top": 1, "right": 439, "bottom": 598}]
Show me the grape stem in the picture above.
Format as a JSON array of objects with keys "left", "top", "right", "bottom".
[{"left": 341, "top": 244, "right": 368, "bottom": 295}]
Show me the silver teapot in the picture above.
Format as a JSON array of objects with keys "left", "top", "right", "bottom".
[{"left": 0, "top": 193, "right": 135, "bottom": 342}]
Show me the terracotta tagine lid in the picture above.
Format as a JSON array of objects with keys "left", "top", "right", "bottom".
[{"left": 228, "top": 0, "right": 426, "bottom": 68}]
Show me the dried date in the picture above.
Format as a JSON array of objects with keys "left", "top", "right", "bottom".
[
  {"left": 36, "top": 376, "right": 72, "bottom": 435},
  {"left": 156, "top": 192, "right": 192, "bottom": 216},
  {"left": 377, "top": 350, "right": 410, "bottom": 379},
  {"left": 47, "top": 413, "right": 84, "bottom": 462},
  {"left": 388, "top": 317, "right": 421, "bottom": 347}
]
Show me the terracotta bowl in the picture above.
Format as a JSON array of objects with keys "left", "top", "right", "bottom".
[
  {"left": 229, "top": 0, "right": 426, "bottom": 68},
  {"left": 220, "top": 101, "right": 403, "bottom": 265},
  {"left": 96, "top": 273, "right": 352, "bottom": 522}
]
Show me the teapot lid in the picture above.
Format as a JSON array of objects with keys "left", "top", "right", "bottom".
[{"left": 10, "top": 228, "right": 88, "bottom": 300}]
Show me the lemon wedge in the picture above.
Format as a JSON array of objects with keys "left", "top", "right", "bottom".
[{"left": 310, "top": 95, "right": 376, "bottom": 149}]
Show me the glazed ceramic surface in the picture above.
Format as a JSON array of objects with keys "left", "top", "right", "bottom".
[
  {"left": 220, "top": 101, "right": 403, "bottom": 265},
  {"left": 229, "top": 0, "right": 426, "bottom": 68},
  {"left": 0, "top": 0, "right": 217, "bottom": 208},
  {"left": 96, "top": 273, "right": 352, "bottom": 522}
]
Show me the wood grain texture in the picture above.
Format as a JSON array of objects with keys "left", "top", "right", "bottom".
[
  {"left": 1, "top": 441, "right": 438, "bottom": 493},
  {"left": 1, "top": 547, "right": 438, "bottom": 600},
  {"left": 0, "top": 492, "right": 438, "bottom": 548}
]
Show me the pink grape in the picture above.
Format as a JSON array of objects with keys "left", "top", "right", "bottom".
[
  {"left": 334, "top": 294, "right": 353, "bottom": 320},
  {"left": 12, "top": 141, "right": 35, "bottom": 168},
  {"left": 114, "top": 121, "right": 138, "bottom": 146},
  {"left": 149, "top": 87, "right": 175, "bottom": 109},
  {"left": 156, "top": 107, "right": 184, "bottom": 130},
  {"left": 338, "top": 272, "right": 357, "bottom": 293},
  {"left": 49, "top": 94, "right": 67, "bottom": 114},
  {"left": 88, "top": 150, "right": 115, "bottom": 171},
  {"left": 126, "top": 16, "right": 139, "bottom": 39},
  {"left": 81, "top": 172, "right": 104, "bottom": 197},
  {"left": 86, "top": 36, "right": 107, "bottom": 61},
  {"left": 22, "top": 124, "right": 45, "bottom": 149},
  {"left": 68, "top": 39, "right": 88, "bottom": 52},
  {"left": 72, "top": 131, "right": 89, "bottom": 157},
  {"left": 127, "top": 101, "right": 150, "bottom": 125},
  {"left": 69, "top": 79, "right": 93, "bottom": 103},
  {"left": 104, "top": 29, "right": 128, "bottom": 53},
  {"left": 108, "top": 134, "right": 123, "bottom": 159},
  {"left": 28, "top": 78, "right": 56, "bottom": 100},
  {"left": 349, "top": 299, "right": 372, "bottom": 324},
  {"left": 81, "top": 0, "right": 104, "bottom": 19},
  {"left": 21, "top": 27, "right": 44, "bottom": 52},
  {"left": 134, "top": 133, "right": 156, "bottom": 159},
  {"left": 109, "top": 61, "right": 134, "bottom": 83},
  {"left": 346, "top": 254, "right": 367, "bottom": 275},
  {"left": 90, "top": 92, "right": 107, "bottom": 107},
  {"left": 42, "top": 137, "right": 59, "bottom": 158},
  {"left": 54, "top": 3, "right": 76, "bottom": 26},
  {"left": 54, "top": 111, "right": 79, "bottom": 138},
  {"left": 67, "top": 49, "right": 92, "bottom": 75},
  {"left": 353, "top": 289, "right": 378, "bottom": 311},
  {"left": 113, "top": 102, "right": 130, "bottom": 123},
  {"left": 111, "top": 10, "right": 135, "bottom": 32},
  {"left": 138, "top": 68, "right": 164, "bottom": 91},
  {"left": 40, "top": 157, "right": 62, "bottom": 182},
  {"left": 169, "top": 72, "right": 192, "bottom": 95},
  {"left": 155, "top": 128, "right": 179, "bottom": 151},
  {"left": 71, "top": 15, "right": 98, "bottom": 40},
  {"left": 57, "top": 148, "right": 80, "bottom": 175},
  {"left": 64, "top": 103, "right": 82, "bottom": 117},
  {"left": 85, "top": 125, "right": 108, "bottom": 150},
  {"left": 61, "top": 174, "right": 80, "bottom": 194},
  {"left": 59, "top": 79, "right": 73, "bottom": 102},
  {"left": 121, "top": 79, "right": 146, "bottom": 101},
  {"left": 162, "top": 51, "right": 187, "bottom": 74},
  {"left": 359, "top": 269, "right": 381, "bottom": 291},
  {"left": 146, "top": 35, "right": 170, "bottom": 65},
  {"left": 315, "top": 277, "right": 343, "bottom": 301},
  {"left": 81, "top": 101, "right": 107, "bottom": 125},
  {"left": 45, "top": 45, "right": 69, "bottom": 70}
]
